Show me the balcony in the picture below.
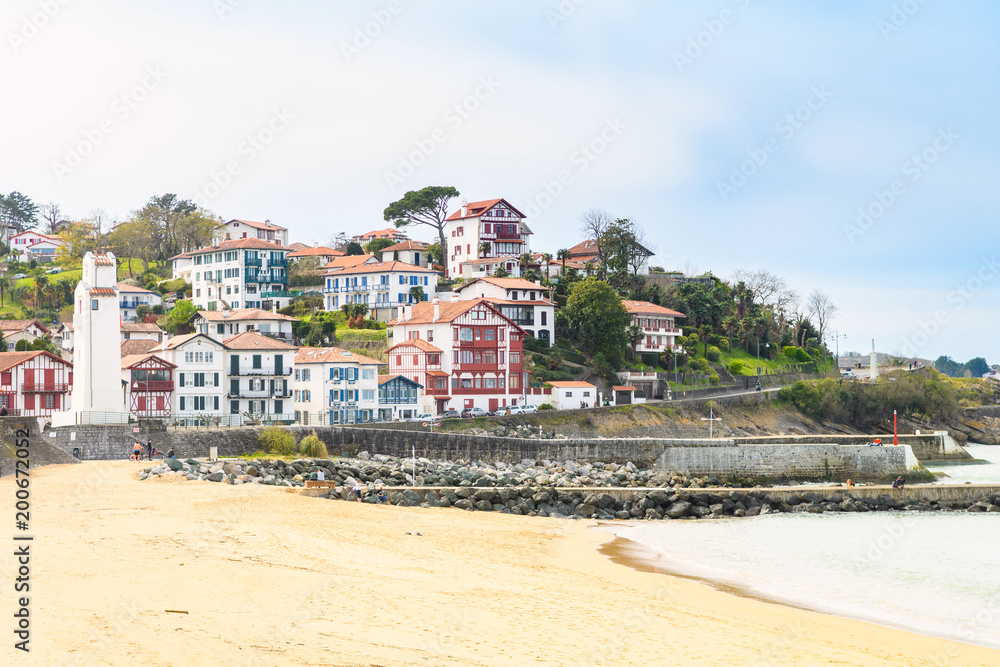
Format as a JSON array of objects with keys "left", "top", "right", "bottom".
[
  {"left": 457, "top": 339, "right": 500, "bottom": 348},
  {"left": 425, "top": 386, "right": 451, "bottom": 396},
  {"left": 131, "top": 381, "right": 174, "bottom": 392},
  {"left": 22, "top": 383, "right": 70, "bottom": 393},
  {"left": 244, "top": 269, "right": 288, "bottom": 284},
  {"left": 453, "top": 363, "right": 500, "bottom": 372},
  {"left": 231, "top": 366, "right": 294, "bottom": 376},
  {"left": 245, "top": 258, "right": 263, "bottom": 268},
  {"left": 260, "top": 291, "right": 300, "bottom": 299}
]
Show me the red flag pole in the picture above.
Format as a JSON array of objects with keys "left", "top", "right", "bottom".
[{"left": 893, "top": 409, "right": 898, "bottom": 445}]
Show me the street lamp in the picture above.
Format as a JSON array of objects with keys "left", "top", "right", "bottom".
[
  {"left": 756, "top": 338, "right": 768, "bottom": 376},
  {"left": 830, "top": 331, "right": 847, "bottom": 376}
]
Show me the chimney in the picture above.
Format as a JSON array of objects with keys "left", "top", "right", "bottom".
[
  {"left": 432, "top": 297, "right": 440, "bottom": 322},
  {"left": 404, "top": 305, "right": 412, "bottom": 321},
  {"left": 396, "top": 305, "right": 404, "bottom": 322},
  {"left": 534, "top": 280, "right": 541, "bottom": 287},
  {"left": 461, "top": 198, "right": 468, "bottom": 217}
]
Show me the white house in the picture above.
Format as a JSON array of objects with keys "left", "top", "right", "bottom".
[
  {"left": 288, "top": 245, "right": 344, "bottom": 265},
  {"left": 54, "top": 322, "right": 74, "bottom": 352},
  {"left": 191, "top": 309, "right": 298, "bottom": 343},
  {"left": 322, "top": 260, "right": 438, "bottom": 322},
  {"left": 0, "top": 350, "right": 73, "bottom": 417},
  {"left": 215, "top": 219, "right": 289, "bottom": 247},
  {"left": 153, "top": 332, "right": 229, "bottom": 423},
  {"left": 456, "top": 256, "right": 525, "bottom": 281},
  {"left": 622, "top": 300, "right": 686, "bottom": 354},
  {"left": 294, "top": 347, "right": 382, "bottom": 425},
  {"left": 351, "top": 227, "right": 408, "bottom": 245},
  {"left": 223, "top": 331, "right": 296, "bottom": 421},
  {"left": 117, "top": 282, "right": 163, "bottom": 322},
  {"left": 444, "top": 198, "right": 532, "bottom": 279},
  {"left": 379, "top": 240, "right": 431, "bottom": 268},
  {"left": 377, "top": 374, "right": 423, "bottom": 421},
  {"left": 388, "top": 298, "right": 528, "bottom": 414},
  {"left": 10, "top": 231, "right": 62, "bottom": 263},
  {"left": 454, "top": 277, "right": 555, "bottom": 346},
  {"left": 983, "top": 369, "right": 1000, "bottom": 382},
  {"left": 169, "top": 251, "right": 194, "bottom": 284},
  {"left": 0, "top": 320, "right": 51, "bottom": 352},
  {"left": 120, "top": 322, "right": 167, "bottom": 345},
  {"left": 543, "top": 381, "right": 598, "bottom": 410},
  {"left": 182, "top": 238, "right": 293, "bottom": 311}
]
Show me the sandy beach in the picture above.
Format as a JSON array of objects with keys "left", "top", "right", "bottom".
[{"left": 3, "top": 461, "right": 999, "bottom": 666}]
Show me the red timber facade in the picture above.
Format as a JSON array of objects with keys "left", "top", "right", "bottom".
[
  {"left": 122, "top": 354, "right": 176, "bottom": 418},
  {"left": 0, "top": 351, "right": 73, "bottom": 416},
  {"left": 389, "top": 299, "right": 527, "bottom": 414}
]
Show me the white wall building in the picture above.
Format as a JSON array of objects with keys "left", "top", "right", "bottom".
[
  {"left": 215, "top": 218, "right": 288, "bottom": 247},
  {"left": 622, "top": 301, "right": 686, "bottom": 354},
  {"left": 444, "top": 198, "right": 532, "bottom": 279},
  {"left": 223, "top": 331, "right": 296, "bottom": 420},
  {"left": 0, "top": 320, "right": 51, "bottom": 352},
  {"left": 182, "top": 238, "right": 292, "bottom": 312},
  {"left": 454, "top": 277, "right": 555, "bottom": 346},
  {"left": 379, "top": 240, "right": 431, "bottom": 268},
  {"left": 121, "top": 322, "right": 167, "bottom": 345},
  {"left": 191, "top": 309, "right": 298, "bottom": 343},
  {"left": 10, "top": 231, "right": 62, "bottom": 263},
  {"left": 294, "top": 347, "right": 382, "bottom": 424},
  {"left": 544, "top": 381, "right": 598, "bottom": 410},
  {"left": 322, "top": 260, "right": 438, "bottom": 322},
  {"left": 153, "top": 333, "right": 229, "bottom": 423},
  {"left": 117, "top": 282, "right": 163, "bottom": 322}
]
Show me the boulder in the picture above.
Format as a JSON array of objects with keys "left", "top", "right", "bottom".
[
  {"left": 577, "top": 503, "right": 597, "bottom": 517},
  {"left": 207, "top": 471, "right": 225, "bottom": 482},
  {"left": 665, "top": 501, "right": 691, "bottom": 519},
  {"left": 165, "top": 458, "right": 184, "bottom": 472}
]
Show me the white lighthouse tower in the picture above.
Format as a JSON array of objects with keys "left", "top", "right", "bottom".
[
  {"left": 54, "top": 252, "right": 126, "bottom": 426},
  {"left": 870, "top": 338, "right": 879, "bottom": 382}
]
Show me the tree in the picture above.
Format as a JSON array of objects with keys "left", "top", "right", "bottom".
[
  {"left": 478, "top": 241, "right": 491, "bottom": 258},
  {"left": 579, "top": 208, "right": 614, "bottom": 278},
  {"left": 409, "top": 285, "right": 426, "bottom": 303},
  {"left": 541, "top": 252, "right": 553, "bottom": 281},
  {"left": 0, "top": 192, "right": 39, "bottom": 231},
  {"left": 364, "top": 237, "right": 397, "bottom": 255},
  {"left": 345, "top": 242, "right": 364, "bottom": 256},
  {"left": 806, "top": 289, "right": 838, "bottom": 342},
  {"left": 626, "top": 325, "right": 645, "bottom": 361},
  {"left": 966, "top": 357, "right": 990, "bottom": 378},
  {"left": 383, "top": 186, "right": 460, "bottom": 263},
  {"left": 41, "top": 202, "right": 63, "bottom": 233},
  {"left": 110, "top": 217, "right": 157, "bottom": 276},
  {"left": 56, "top": 221, "right": 100, "bottom": 267},
  {"left": 556, "top": 248, "right": 569, "bottom": 280},
  {"left": 425, "top": 241, "right": 444, "bottom": 268},
  {"left": 561, "top": 277, "right": 630, "bottom": 370},
  {"left": 602, "top": 218, "right": 651, "bottom": 288},
  {"left": 493, "top": 265, "right": 509, "bottom": 278},
  {"left": 160, "top": 300, "right": 198, "bottom": 335}
]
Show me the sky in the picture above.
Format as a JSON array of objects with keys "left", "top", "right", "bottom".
[{"left": 1, "top": 0, "right": 998, "bottom": 363}]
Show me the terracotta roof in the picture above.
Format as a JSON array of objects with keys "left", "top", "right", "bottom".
[
  {"left": 621, "top": 301, "right": 686, "bottom": 318},
  {"left": 446, "top": 198, "right": 527, "bottom": 221},
  {"left": 0, "top": 319, "right": 49, "bottom": 335},
  {"left": 116, "top": 282, "right": 157, "bottom": 294},
  {"left": 612, "top": 386, "right": 637, "bottom": 392},
  {"left": 459, "top": 256, "right": 521, "bottom": 267},
  {"left": 169, "top": 251, "right": 193, "bottom": 261},
  {"left": 89, "top": 288, "right": 117, "bottom": 297},
  {"left": 121, "top": 322, "right": 163, "bottom": 333},
  {"left": 546, "top": 381, "right": 597, "bottom": 389},
  {"left": 387, "top": 339, "right": 442, "bottom": 354},
  {"left": 479, "top": 297, "right": 555, "bottom": 307},
  {"left": 323, "top": 260, "right": 436, "bottom": 276},
  {"left": 567, "top": 239, "right": 599, "bottom": 257},
  {"left": 425, "top": 370, "right": 448, "bottom": 377},
  {"left": 459, "top": 277, "right": 547, "bottom": 292},
  {"left": 288, "top": 246, "right": 344, "bottom": 258},
  {"left": 194, "top": 309, "right": 299, "bottom": 323},
  {"left": 381, "top": 240, "right": 428, "bottom": 252},
  {"left": 0, "top": 351, "right": 49, "bottom": 373},
  {"left": 222, "top": 331, "right": 298, "bottom": 350},
  {"left": 224, "top": 218, "right": 288, "bottom": 232},
  {"left": 352, "top": 228, "right": 408, "bottom": 241},
  {"left": 121, "top": 340, "right": 159, "bottom": 357},
  {"left": 94, "top": 254, "right": 114, "bottom": 266},
  {"left": 295, "top": 347, "right": 382, "bottom": 365},
  {"left": 157, "top": 332, "right": 225, "bottom": 351},
  {"left": 188, "top": 238, "right": 291, "bottom": 255},
  {"left": 121, "top": 353, "right": 175, "bottom": 370},
  {"left": 322, "top": 254, "right": 380, "bottom": 271},
  {"left": 389, "top": 299, "right": 524, "bottom": 331}
]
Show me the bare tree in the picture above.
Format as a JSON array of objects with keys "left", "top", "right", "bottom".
[
  {"left": 41, "top": 202, "right": 63, "bottom": 234},
  {"left": 86, "top": 209, "right": 111, "bottom": 238},
  {"left": 806, "top": 289, "right": 838, "bottom": 342},
  {"left": 732, "top": 269, "right": 799, "bottom": 312},
  {"left": 579, "top": 208, "right": 614, "bottom": 276}
]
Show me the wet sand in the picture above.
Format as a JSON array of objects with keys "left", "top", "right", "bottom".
[{"left": 2, "top": 460, "right": 999, "bottom": 666}]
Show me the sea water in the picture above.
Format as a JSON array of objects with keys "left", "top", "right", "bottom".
[
  {"left": 927, "top": 444, "right": 1000, "bottom": 485},
  {"left": 619, "top": 447, "right": 1000, "bottom": 648}
]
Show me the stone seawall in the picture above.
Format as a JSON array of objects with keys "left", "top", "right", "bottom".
[
  {"left": 734, "top": 433, "right": 970, "bottom": 461},
  {"left": 1, "top": 419, "right": 79, "bottom": 477},
  {"left": 657, "top": 445, "right": 914, "bottom": 483}
]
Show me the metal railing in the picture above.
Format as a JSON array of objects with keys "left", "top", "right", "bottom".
[
  {"left": 22, "top": 383, "right": 70, "bottom": 392},
  {"left": 229, "top": 366, "right": 294, "bottom": 376}
]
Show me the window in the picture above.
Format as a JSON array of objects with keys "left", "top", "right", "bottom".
[
  {"left": 509, "top": 374, "right": 520, "bottom": 389},
  {"left": 91, "top": 299, "right": 98, "bottom": 310},
  {"left": 362, "top": 368, "right": 375, "bottom": 380},
  {"left": 541, "top": 311, "right": 547, "bottom": 326},
  {"left": 583, "top": 391, "right": 591, "bottom": 397},
  {"left": 459, "top": 328, "right": 473, "bottom": 341},
  {"left": 484, "top": 329, "right": 495, "bottom": 341},
  {"left": 566, "top": 391, "right": 573, "bottom": 397},
  {"left": 362, "top": 389, "right": 375, "bottom": 401},
  {"left": 302, "top": 368, "right": 310, "bottom": 381}
]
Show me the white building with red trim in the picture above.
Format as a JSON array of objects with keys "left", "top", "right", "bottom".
[
  {"left": 0, "top": 320, "right": 51, "bottom": 352},
  {"left": 121, "top": 354, "right": 176, "bottom": 419},
  {"left": 622, "top": 300, "right": 686, "bottom": 354},
  {"left": 215, "top": 219, "right": 288, "bottom": 246},
  {"left": 0, "top": 351, "right": 73, "bottom": 416},
  {"left": 10, "top": 230, "right": 62, "bottom": 263},
  {"left": 444, "top": 198, "right": 532, "bottom": 278},
  {"left": 543, "top": 381, "right": 598, "bottom": 410},
  {"left": 322, "top": 260, "right": 439, "bottom": 322},
  {"left": 453, "top": 277, "right": 554, "bottom": 346},
  {"left": 388, "top": 298, "right": 527, "bottom": 414}
]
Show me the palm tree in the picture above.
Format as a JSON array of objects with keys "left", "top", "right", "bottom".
[
  {"left": 541, "top": 252, "right": 553, "bottom": 281},
  {"left": 556, "top": 248, "right": 569, "bottom": 280},
  {"left": 478, "top": 241, "right": 490, "bottom": 259},
  {"left": 519, "top": 252, "right": 533, "bottom": 277}
]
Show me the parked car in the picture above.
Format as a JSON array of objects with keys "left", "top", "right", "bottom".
[
  {"left": 45, "top": 267, "right": 61, "bottom": 274},
  {"left": 507, "top": 404, "right": 538, "bottom": 415},
  {"left": 438, "top": 409, "right": 461, "bottom": 419},
  {"left": 461, "top": 407, "right": 487, "bottom": 419},
  {"left": 12, "top": 273, "right": 26, "bottom": 279},
  {"left": 407, "top": 413, "right": 435, "bottom": 422},
  {"left": 840, "top": 369, "right": 857, "bottom": 380}
]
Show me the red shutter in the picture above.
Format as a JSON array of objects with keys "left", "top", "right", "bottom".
[
  {"left": 45, "top": 369, "right": 54, "bottom": 388},
  {"left": 1, "top": 371, "right": 10, "bottom": 385},
  {"left": 24, "top": 394, "right": 34, "bottom": 411},
  {"left": 138, "top": 397, "right": 146, "bottom": 411}
]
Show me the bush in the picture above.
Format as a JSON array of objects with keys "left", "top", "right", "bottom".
[
  {"left": 641, "top": 352, "right": 659, "bottom": 368},
  {"left": 298, "top": 432, "right": 328, "bottom": 458},
  {"left": 783, "top": 345, "right": 798, "bottom": 358},
  {"left": 709, "top": 374, "right": 720, "bottom": 384},
  {"left": 538, "top": 403, "right": 554, "bottom": 411},
  {"left": 697, "top": 358, "right": 710, "bottom": 372},
  {"left": 729, "top": 360, "right": 748, "bottom": 376},
  {"left": 706, "top": 346, "right": 721, "bottom": 363},
  {"left": 795, "top": 347, "right": 813, "bottom": 363},
  {"left": 259, "top": 427, "right": 295, "bottom": 456},
  {"left": 717, "top": 338, "right": 730, "bottom": 351}
]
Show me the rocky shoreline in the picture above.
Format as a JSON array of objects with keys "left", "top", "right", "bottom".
[{"left": 140, "top": 453, "right": 1000, "bottom": 519}]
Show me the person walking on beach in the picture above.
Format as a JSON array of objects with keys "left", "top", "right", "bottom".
[
  {"left": 146, "top": 439, "right": 153, "bottom": 461},
  {"left": 132, "top": 439, "right": 142, "bottom": 462}
]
